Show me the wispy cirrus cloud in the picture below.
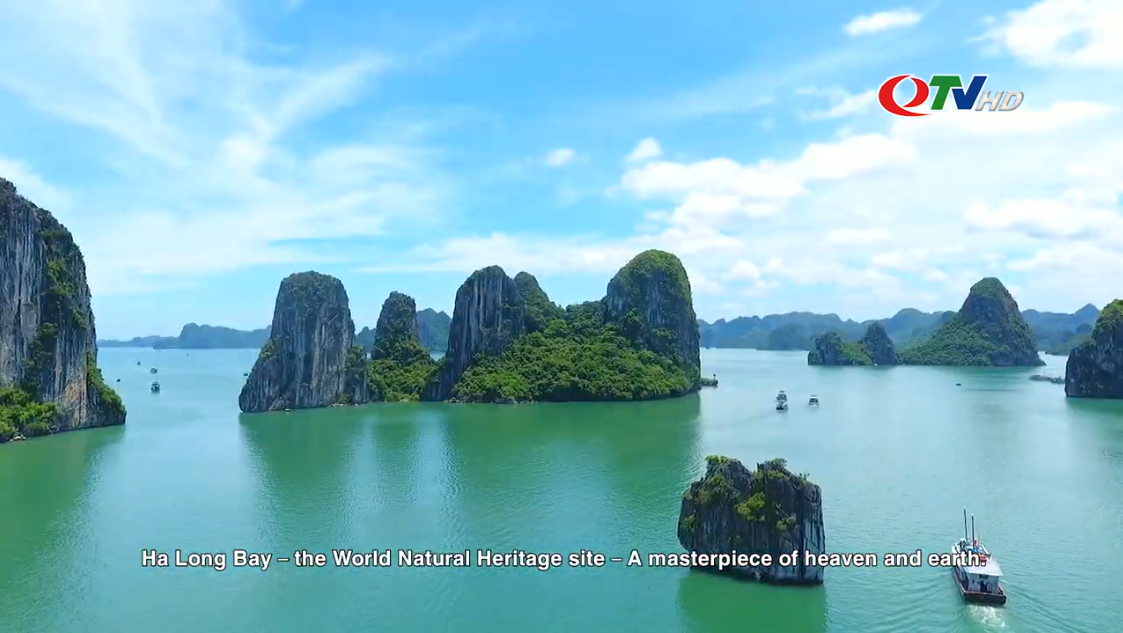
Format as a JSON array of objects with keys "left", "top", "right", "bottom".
[
  {"left": 844, "top": 9, "right": 923, "bottom": 36},
  {"left": 0, "top": 0, "right": 488, "bottom": 295},
  {"left": 979, "top": 0, "right": 1123, "bottom": 68}
]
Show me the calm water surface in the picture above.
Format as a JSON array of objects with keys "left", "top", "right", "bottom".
[{"left": 1, "top": 348, "right": 1120, "bottom": 633}]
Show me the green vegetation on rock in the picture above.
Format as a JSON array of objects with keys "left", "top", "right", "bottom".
[
  {"left": 366, "top": 292, "right": 438, "bottom": 402},
  {"left": 1065, "top": 299, "right": 1123, "bottom": 399},
  {"left": 0, "top": 386, "right": 57, "bottom": 441},
  {"left": 87, "top": 352, "right": 125, "bottom": 416},
  {"left": 449, "top": 251, "right": 699, "bottom": 402},
  {"left": 898, "top": 277, "right": 1044, "bottom": 367},
  {"left": 1092, "top": 300, "right": 1123, "bottom": 339},
  {"left": 807, "top": 331, "right": 872, "bottom": 366},
  {"left": 356, "top": 308, "right": 450, "bottom": 354},
  {"left": 681, "top": 457, "right": 810, "bottom": 541},
  {"left": 734, "top": 458, "right": 800, "bottom": 533},
  {"left": 452, "top": 314, "right": 693, "bottom": 402},
  {"left": 515, "top": 272, "right": 564, "bottom": 333},
  {"left": 605, "top": 250, "right": 700, "bottom": 382}
]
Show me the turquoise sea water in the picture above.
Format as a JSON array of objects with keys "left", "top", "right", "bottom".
[{"left": 1, "top": 348, "right": 1120, "bottom": 632}]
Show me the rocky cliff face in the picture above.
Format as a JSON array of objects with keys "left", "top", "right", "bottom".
[
  {"left": 239, "top": 272, "right": 370, "bottom": 412},
  {"left": 1065, "top": 300, "right": 1123, "bottom": 398},
  {"left": 860, "top": 322, "right": 898, "bottom": 365},
  {"left": 0, "top": 178, "right": 125, "bottom": 442},
  {"left": 678, "top": 456, "right": 825, "bottom": 584},
  {"left": 807, "top": 331, "right": 871, "bottom": 366},
  {"left": 900, "top": 277, "right": 1043, "bottom": 366},
  {"left": 603, "top": 250, "right": 701, "bottom": 386},
  {"left": 424, "top": 266, "right": 526, "bottom": 401}
]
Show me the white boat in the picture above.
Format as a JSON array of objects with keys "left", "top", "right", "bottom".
[
  {"left": 808, "top": 395, "right": 819, "bottom": 405},
  {"left": 952, "top": 508, "right": 1006, "bottom": 605},
  {"left": 775, "top": 391, "right": 788, "bottom": 411},
  {"left": 150, "top": 381, "right": 161, "bottom": 394}
]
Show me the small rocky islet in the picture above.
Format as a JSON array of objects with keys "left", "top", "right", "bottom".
[
  {"left": 678, "top": 456, "right": 825, "bottom": 584},
  {"left": 238, "top": 249, "right": 702, "bottom": 412}
]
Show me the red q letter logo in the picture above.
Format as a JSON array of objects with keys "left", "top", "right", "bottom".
[{"left": 878, "top": 75, "right": 930, "bottom": 117}]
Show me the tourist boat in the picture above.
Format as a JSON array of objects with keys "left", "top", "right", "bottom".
[
  {"left": 150, "top": 381, "right": 161, "bottom": 394},
  {"left": 808, "top": 395, "right": 819, "bottom": 406},
  {"left": 952, "top": 508, "right": 1006, "bottom": 605},
  {"left": 775, "top": 391, "right": 788, "bottom": 411}
]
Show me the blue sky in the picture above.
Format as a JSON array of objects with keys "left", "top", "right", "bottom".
[{"left": 1, "top": 0, "right": 1121, "bottom": 338}]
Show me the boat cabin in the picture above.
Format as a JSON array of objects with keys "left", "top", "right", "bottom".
[{"left": 953, "top": 538, "right": 1005, "bottom": 602}]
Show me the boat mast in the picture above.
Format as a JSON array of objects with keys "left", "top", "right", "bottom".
[
  {"left": 971, "top": 514, "right": 975, "bottom": 542},
  {"left": 963, "top": 507, "right": 968, "bottom": 541}
]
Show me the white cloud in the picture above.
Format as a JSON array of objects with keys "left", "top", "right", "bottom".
[
  {"left": 621, "top": 133, "right": 915, "bottom": 208},
  {"left": 965, "top": 197, "right": 1123, "bottom": 241},
  {"left": 355, "top": 83, "right": 1123, "bottom": 316},
  {"left": 0, "top": 158, "right": 71, "bottom": 213},
  {"left": 0, "top": 1, "right": 473, "bottom": 295},
  {"left": 727, "top": 260, "right": 762, "bottom": 280},
  {"left": 844, "top": 9, "right": 922, "bottom": 36},
  {"left": 801, "top": 88, "right": 878, "bottom": 120},
  {"left": 544, "top": 148, "right": 577, "bottom": 167},
  {"left": 871, "top": 248, "right": 931, "bottom": 271},
  {"left": 621, "top": 158, "right": 806, "bottom": 202},
  {"left": 827, "top": 228, "right": 891, "bottom": 245},
  {"left": 626, "top": 138, "right": 662, "bottom": 163},
  {"left": 691, "top": 271, "right": 725, "bottom": 295},
  {"left": 980, "top": 0, "right": 1123, "bottom": 68},
  {"left": 1008, "top": 242, "right": 1119, "bottom": 272}
]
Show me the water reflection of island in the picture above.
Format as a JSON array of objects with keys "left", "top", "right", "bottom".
[
  {"left": 0, "top": 427, "right": 124, "bottom": 630},
  {"left": 677, "top": 571, "right": 827, "bottom": 633}
]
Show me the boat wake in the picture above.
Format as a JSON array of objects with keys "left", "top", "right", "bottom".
[{"left": 966, "top": 603, "right": 1009, "bottom": 630}]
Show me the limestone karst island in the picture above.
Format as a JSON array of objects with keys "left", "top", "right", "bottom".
[
  {"left": 3, "top": 1, "right": 1123, "bottom": 629},
  {"left": 0, "top": 179, "right": 124, "bottom": 443},
  {"left": 238, "top": 250, "right": 702, "bottom": 412}
]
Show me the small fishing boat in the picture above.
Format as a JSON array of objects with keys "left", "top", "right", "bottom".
[
  {"left": 775, "top": 391, "right": 788, "bottom": 411},
  {"left": 951, "top": 508, "right": 1006, "bottom": 605},
  {"left": 150, "top": 367, "right": 158, "bottom": 374},
  {"left": 808, "top": 395, "right": 819, "bottom": 406},
  {"left": 150, "top": 381, "right": 161, "bottom": 394}
]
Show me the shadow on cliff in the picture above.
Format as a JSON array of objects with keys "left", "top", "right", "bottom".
[
  {"left": 0, "top": 426, "right": 124, "bottom": 628},
  {"left": 238, "top": 408, "right": 367, "bottom": 547},
  {"left": 676, "top": 570, "right": 827, "bottom": 633}
]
